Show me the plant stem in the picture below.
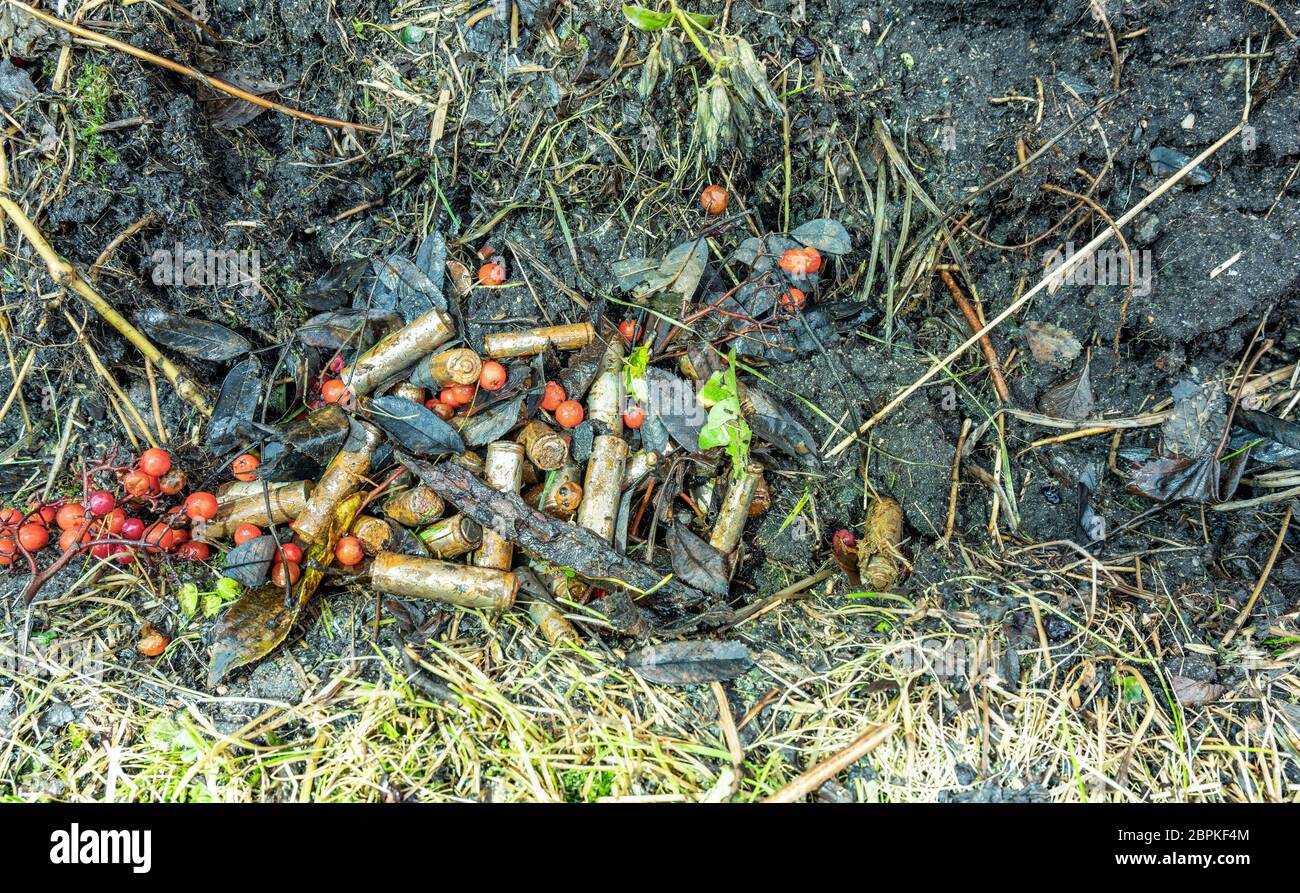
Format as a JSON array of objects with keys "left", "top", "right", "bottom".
[{"left": 671, "top": 1, "right": 719, "bottom": 71}]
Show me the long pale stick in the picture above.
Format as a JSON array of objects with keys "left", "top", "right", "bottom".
[
  {"left": 0, "top": 196, "right": 213, "bottom": 416},
  {"left": 827, "top": 123, "right": 1244, "bottom": 459}
]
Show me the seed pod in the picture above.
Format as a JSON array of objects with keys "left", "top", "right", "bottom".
[
  {"left": 586, "top": 339, "right": 625, "bottom": 433},
  {"left": 709, "top": 464, "right": 763, "bottom": 555},
  {"left": 533, "top": 560, "right": 594, "bottom": 605},
  {"left": 473, "top": 441, "right": 525, "bottom": 570},
  {"left": 516, "top": 419, "right": 569, "bottom": 471},
  {"left": 858, "top": 497, "right": 905, "bottom": 591},
  {"left": 371, "top": 552, "right": 518, "bottom": 611},
  {"left": 200, "top": 481, "right": 313, "bottom": 541},
  {"left": 350, "top": 515, "right": 393, "bottom": 555},
  {"left": 291, "top": 422, "right": 384, "bottom": 545},
  {"left": 382, "top": 485, "right": 446, "bottom": 528},
  {"left": 341, "top": 307, "right": 455, "bottom": 396},
  {"left": 576, "top": 434, "right": 628, "bottom": 542},
  {"left": 483, "top": 322, "right": 595, "bottom": 358},
  {"left": 418, "top": 514, "right": 482, "bottom": 558},
  {"left": 410, "top": 347, "right": 482, "bottom": 389}
]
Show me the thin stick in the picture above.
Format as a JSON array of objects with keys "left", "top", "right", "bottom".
[
  {"left": 144, "top": 358, "right": 168, "bottom": 443},
  {"left": 0, "top": 196, "right": 213, "bottom": 416},
  {"left": 826, "top": 123, "right": 1244, "bottom": 459},
  {"left": 943, "top": 418, "right": 971, "bottom": 540},
  {"left": 0, "top": 348, "right": 34, "bottom": 432},
  {"left": 65, "top": 310, "right": 160, "bottom": 449},
  {"left": 9, "top": 2, "right": 380, "bottom": 134},
  {"left": 938, "top": 270, "right": 1009, "bottom": 402},
  {"left": 762, "top": 722, "right": 899, "bottom": 802},
  {"left": 42, "top": 396, "right": 79, "bottom": 502},
  {"left": 1221, "top": 503, "right": 1292, "bottom": 646}
]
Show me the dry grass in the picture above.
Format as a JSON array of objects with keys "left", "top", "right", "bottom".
[{"left": 3, "top": 550, "right": 1296, "bottom": 802}]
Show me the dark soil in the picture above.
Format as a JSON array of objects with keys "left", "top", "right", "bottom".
[{"left": 1, "top": 0, "right": 1298, "bottom": 793}]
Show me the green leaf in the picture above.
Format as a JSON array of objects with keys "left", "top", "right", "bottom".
[
  {"left": 696, "top": 353, "right": 752, "bottom": 477},
  {"left": 624, "top": 345, "right": 650, "bottom": 402},
  {"left": 682, "top": 11, "right": 716, "bottom": 28},
  {"left": 622, "top": 4, "right": 673, "bottom": 30},
  {"left": 178, "top": 582, "right": 199, "bottom": 618}
]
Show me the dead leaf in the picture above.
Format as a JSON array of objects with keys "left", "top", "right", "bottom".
[
  {"left": 1170, "top": 675, "right": 1225, "bottom": 706},
  {"left": 1024, "top": 322, "right": 1082, "bottom": 367},
  {"left": 1041, "top": 363, "right": 1095, "bottom": 420}
]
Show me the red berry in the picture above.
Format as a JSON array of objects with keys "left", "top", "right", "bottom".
[
  {"left": 334, "top": 536, "right": 365, "bottom": 566},
  {"left": 554, "top": 400, "right": 584, "bottom": 428},
  {"left": 275, "top": 542, "right": 304, "bottom": 564},
  {"left": 618, "top": 319, "right": 641, "bottom": 343},
  {"left": 321, "top": 378, "right": 349, "bottom": 404},
  {"left": 271, "top": 560, "right": 301, "bottom": 587},
  {"left": 540, "top": 381, "right": 566, "bottom": 412},
  {"left": 425, "top": 400, "right": 455, "bottom": 420},
  {"left": 158, "top": 467, "right": 188, "bottom": 496},
  {"left": 779, "top": 247, "right": 821, "bottom": 275},
  {"left": 0, "top": 508, "right": 22, "bottom": 527},
  {"left": 99, "top": 509, "right": 126, "bottom": 536},
  {"left": 184, "top": 492, "right": 219, "bottom": 522},
  {"left": 479, "top": 361, "right": 507, "bottom": 391},
  {"left": 56, "top": 503, "right": 85, "bottom": 532},
  {"left": 780, "top": 287, "right": 807, "bottom": 311},
  {"left": 233, "top": 523, "right": 262, "bottom": 546},
  {"left": 477, "top": 262, "right": 506, "bottom": 286},
  {"left": 700, "top": 184, "right": 729, "bottom": 214},
  {"left": 17, "top": 523, "right": 49, "bottom": 552},
  {"left": 178, "top": 541, "right": 211, "bottom": 561},
  {"left": 232, "top": 453, "right": 260, "bottom": 482},
  {"left": 121, "top": 517, "right": 145, "bottom": 540},
  {"left": 0, "top": 536, "right": 17, "bottom": 565},
  {"left": 122, "top": 470, "right": 155, "bottom": 498},
  {"left": 87, "top": 489, "right": 116, "bottom": 516},
  {"left": 623, "top": 404, "right": 646, "bottom": 429},
  {"left": 138, "top": 447, "right": 172, "bottom": 477}
]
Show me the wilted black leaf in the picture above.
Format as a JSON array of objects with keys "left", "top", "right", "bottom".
[
  {"left": 456, "top": 395, "right": 524, "bottom": 448},
  {"left": 369, "top": 395, "right": 465, "bottom": 457},
  {"left": 414, "top": 230, "right": 447, "bottom": 293},
  {"left": 624, "top": 640, "right": 752, "bottom": 685},
  {"left": 258, "top": 404, "right": 351, "bottom": 480},
  {"left": 669, "top": 521, "right": 729, "bottom": 596},
  {"left": 1237, "top": 408, "right": 1300, "bottom": 452},
  {"left": 136, "top": 308, "right": 251, "bottom": 361},
  {"left": 745, "top": 385, "right": 819, "bottom": 465},
  {"left": 791, "top": 218, "right": 852, "bottom": 255},
  {"left": 301, "top": 258, "right": 373, "bottom": 311},
  {"left": 646, "top": 368, "right": 703, "bottom": 451},
  {"left": 1128, "top": 454, "right": 1219, "bottom": 503},
  {"left": 1162, "top": 379, "right": 1226, "bottom": 459},
  {"left": 369, "top": 254, "right": 445, "bottom": 322},
  {"left": 224, "top": 534, "right": 276, "bottom": 588},
  {"left": 298, "top": 309, "right": 401, "bottom": 352},
  {"left": 201, "top": 71, "right": 286, "bottom": 128},
  {"left": 207, "top": 357, "right": 262, "bottom": 453},
  {"left": 735, "top": 307, "right": 837, "bottom": 362},
  {"left": 1041, "top": 364, "right": 1095, "bottom": 421}
]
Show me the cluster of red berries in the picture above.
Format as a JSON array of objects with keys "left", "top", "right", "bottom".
[{"left": 0, "top": 448, "right": 222, "bottom": 569}]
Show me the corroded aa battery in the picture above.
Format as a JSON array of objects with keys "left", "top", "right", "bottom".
[
  {"left": 533, "top": 560, "right": 594, "bottom": 605},
  {"left": 622, "top": 446, "right": 678, "bottom": 491},
  {"left": 576, "top": 434, "right": 628, "bottom": 541},
  {"left": 350, "top": 515, "right": 393, "bottom": 555},
  {"left": 524, "top": 463, "right": 582, "bottom": 520},
  {"left": 483, "top": 322, "right": 594, "bottom": 358},
  {"left": 371, "top": 552, "right": 518, "bottom": 612},
  {"left": 202, "top": 481, "right": 313, "bottom": 540},
  {"left": 382, "top": 485, "right": 446, "bottom": 527},
  {"left": 418, "top": 514, "right": 482, "bottom": 558},
  {"left": 388, "top": 382, "right": 426, "bottom": 405},
  {"left": 455, "top": 450, "right": 485, "bottom": 476},
  {"left": 341, "top": 306, "right": 454, "bottom": 396},
  {"left": 291, "top": 422, "right": 383, "bottom": 544},
  {"left": 709, "top": 464, "right": 763, "bottom": 554},
  {"left": 409, "top": 347, "right": 482, "bottom": 389},
  {"left": 473, "top": 441, "right": 524, "bottom": 570},
  {"left": 516, "top": 419, "right": 568, "bottom": 471},
  {"left": 586, "top": 338, "right": 625, "bottom": 433}
]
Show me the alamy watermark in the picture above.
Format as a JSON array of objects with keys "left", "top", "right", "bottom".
[
  {"left": 1043, "top": 240, "right": 1152, "bottom": 297},
  {"left": 150, "top": 244, "right": 261, "bottom": 296},
  {"left": 0, "top": 636, "right": 106, "bottom": 682}
]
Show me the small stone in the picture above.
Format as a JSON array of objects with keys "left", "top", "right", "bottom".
[{"left": 1181, "top": 113, "right": 1195, "bottom": 130}]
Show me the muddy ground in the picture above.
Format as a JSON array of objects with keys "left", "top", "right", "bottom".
[{"left": 1, "top": 0, "right": 1298, "bottom": 801}]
